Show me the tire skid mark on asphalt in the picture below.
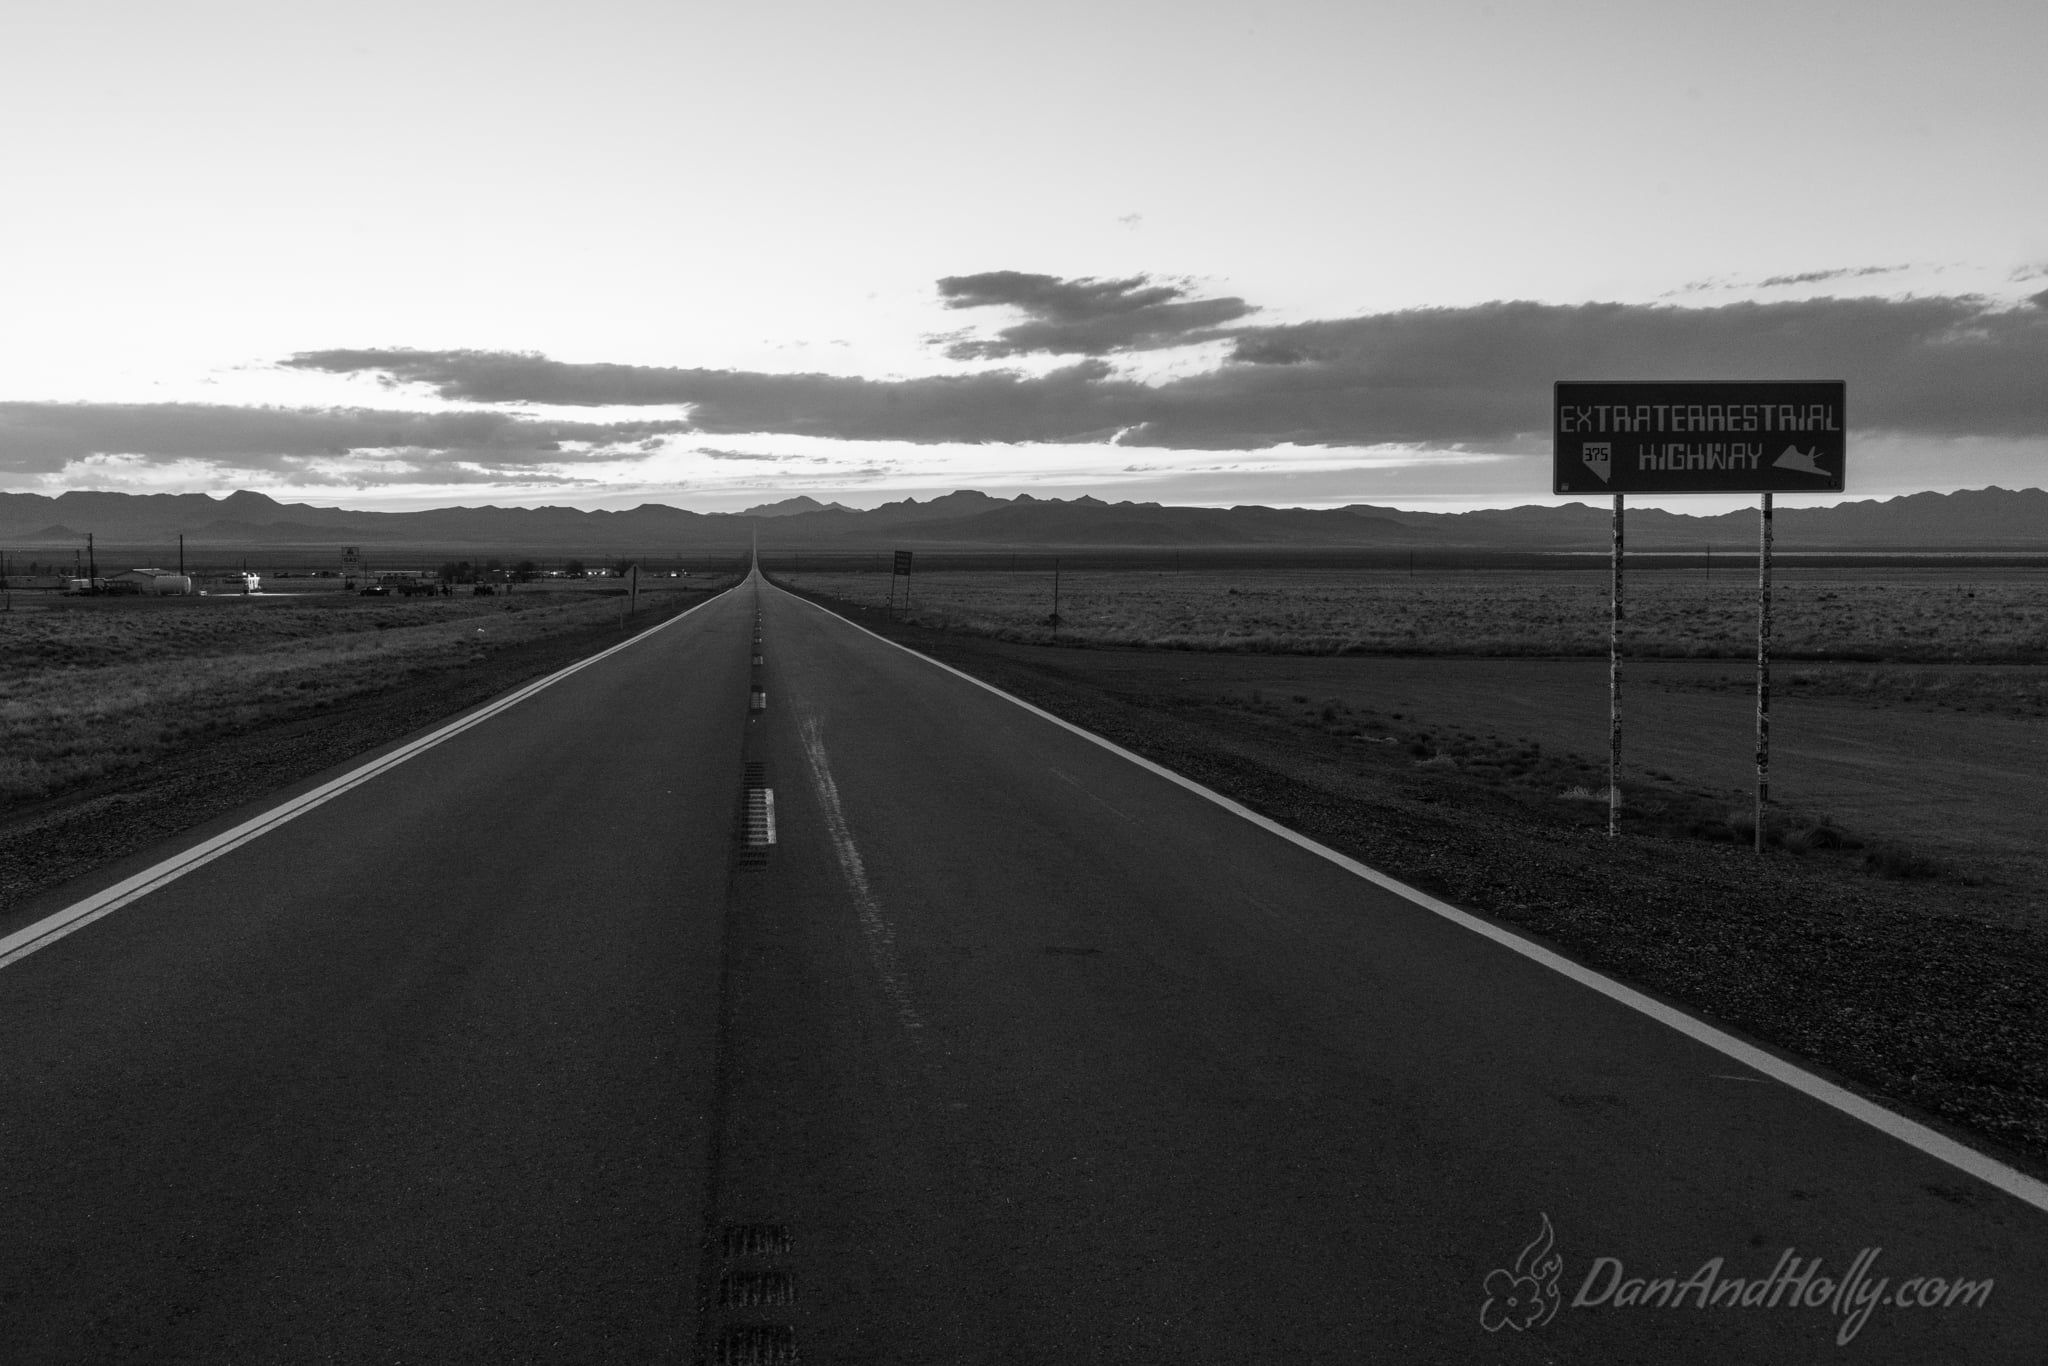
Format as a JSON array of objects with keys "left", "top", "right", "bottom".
[
  {"left": 0, "top": 588, "right": 730, "bottom": 973},
  {"left": 795, "top": 712, "right": 926, "bottom": 1039}
]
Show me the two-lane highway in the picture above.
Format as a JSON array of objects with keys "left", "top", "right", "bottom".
[{"left": 5, "top": 569, "right": 2046, "bottom": 1363}]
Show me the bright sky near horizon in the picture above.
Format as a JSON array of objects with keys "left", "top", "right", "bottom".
[{"left": 3, "top": 0, "right": 2043, "bottom": 516}]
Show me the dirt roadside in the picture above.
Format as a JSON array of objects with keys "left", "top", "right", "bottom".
[{"left": 780, "top": 582, "right": 2048, "bottom": 1174}]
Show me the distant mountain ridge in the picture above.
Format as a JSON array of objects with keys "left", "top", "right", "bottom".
[
  {"left": 739, "top": 495, "right": 857, "bottom": 517},
  {"left": 1, "top": 486, "right": 2044, "bottom": 552}
]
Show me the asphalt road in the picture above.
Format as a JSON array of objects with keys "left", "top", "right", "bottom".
[
  {"left": 5, "top": 570, "right": 2046, "bottom": 1363},
  {"left": 1, "top": 587, "right": 750, "bottom": 1362}
]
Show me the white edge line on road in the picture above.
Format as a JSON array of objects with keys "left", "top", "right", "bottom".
[
  {"left": 778, "top": 584, "right": 2048, "bottom": 1217},
  {"left": 0, "top": 591, "right": 726, "bottom": 973}
]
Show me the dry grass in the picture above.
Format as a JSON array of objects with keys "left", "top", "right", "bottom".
[
  {"left": 785, "top": 567, "right": 2048, "bottom": 662},
  {"left": 0, "top": 587, "right": 706, "bottom": 803},
  {"left": 1667, "top": 664, "right": 2047, "bottom": 716}
]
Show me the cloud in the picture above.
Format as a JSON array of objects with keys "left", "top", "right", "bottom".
[
  {"left": 266, "top": 292, "right": 2048, "bottom": 456},
  {"left": 1171, "top": 294, "right": 2048, "bottom": 446},
  {"left": 1672, "top": 264, "right": 1913, "bottom": 294},
  {"left": 932, "top": 270, "right": 1253, "bottom": 358},
  {"left": 1756, "top": 264, "right": 1909, "bottom": 288},
  {"left": 0, "top": 401, "right": 690, "bottom": 478},
  {"left": 287, "top": 349, "right": 1153, "bottom": 444}
]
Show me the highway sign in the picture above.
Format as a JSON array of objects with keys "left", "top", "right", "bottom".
[
  {"left": 893, "top": 551, "right": 914, "bottom": 575},
  {"left": 1554, "top": 381, "right": 1845, "bottom": 495}
]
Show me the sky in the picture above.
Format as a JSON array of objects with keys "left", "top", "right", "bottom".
[{"left": 2, "top": 0, "right": 2044, "bottom": 517}]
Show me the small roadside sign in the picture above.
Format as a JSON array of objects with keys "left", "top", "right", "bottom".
[
  {"left": 893, "top": 551, "right": 914, "bottom": 575},
  {"left": 1554, "top": 381, "right": 1845, "bottom": 495}
]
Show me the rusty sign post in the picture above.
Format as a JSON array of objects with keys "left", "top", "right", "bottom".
[{"left": 1556, "top": 381, "right": 1844, "bottom": 847}]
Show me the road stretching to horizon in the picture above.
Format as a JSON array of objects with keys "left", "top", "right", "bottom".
[{"left": 3, "top": 569, "right": 2045, "bottom": 1363}]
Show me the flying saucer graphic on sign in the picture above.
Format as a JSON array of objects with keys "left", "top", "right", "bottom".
[
  {"left": 1554, "top": 381, "right": 1845, "bottom": 495},
  {"left": 1773, "top": 444, "right": 1831, "bottom": 476}
]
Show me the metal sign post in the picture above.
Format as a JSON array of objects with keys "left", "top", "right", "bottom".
[
  {"left": 1051, "top": 557, "right": 1062, "bottom": 639},
  {"left": 1756, "top": 493, "right": 1773, "bottom": 853},
  {"left": 1609, "top": 494, "right": 1624, "bottom": 838},
  {"left": 890, "top": 550, "right": 913, "bottom": 619}
]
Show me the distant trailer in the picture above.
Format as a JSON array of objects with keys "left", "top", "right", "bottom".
[{"left": 114, "top": 569, "right": 194, "bottom": 595}]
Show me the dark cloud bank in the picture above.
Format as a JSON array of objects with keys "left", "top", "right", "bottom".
[
  {"left": 283, "top": 289, "right": 2048, "bottom": 449},
  {"left": 932, "top": 270, "right": 1255, "bottom": 359},
  {"left": 0, "top": 402, "right": 688, "bottom": 481},
  {"left": 5, "top": 278, "right": 2045, "bottom": 477}
]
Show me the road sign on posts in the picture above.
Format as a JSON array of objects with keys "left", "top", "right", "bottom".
[
  {"left": 1556, "top": 379, "right": 1847, "bottom": 849},
  {"left": 892, "top": 551, "right": 913, "bottom": 575},
  {"left": 1554, "top": 381, "right": 1845, "bottom": 495}
]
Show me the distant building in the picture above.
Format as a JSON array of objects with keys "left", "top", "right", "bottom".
[{"left": 115, "top": 569, "right": 195, "bottom": 595}]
